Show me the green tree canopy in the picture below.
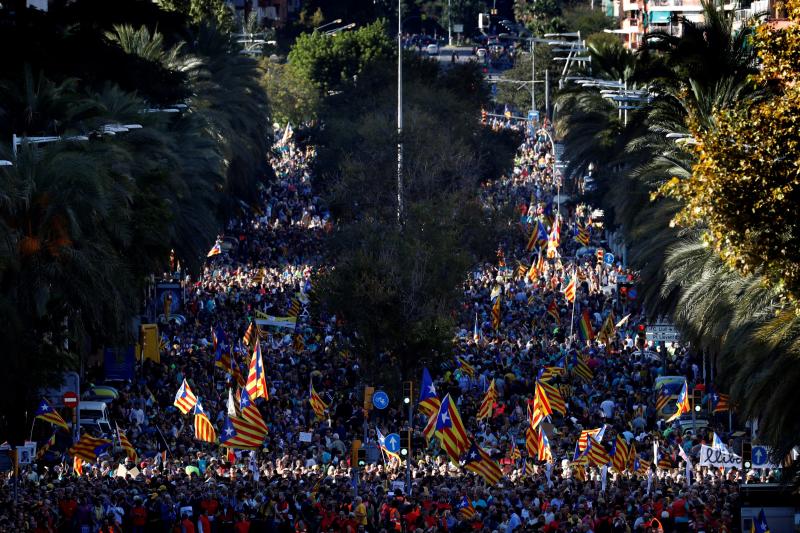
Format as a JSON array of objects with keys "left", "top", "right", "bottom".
[{"left": 287, "top": 21, "right": 394, "bottom": 94}]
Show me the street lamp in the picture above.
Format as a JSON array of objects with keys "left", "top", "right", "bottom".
[
  {"left": 397, "top": 0, "right": 404, "bottom": 227},
  {"left": 325, "top": 23, "right": 357, "bottom": 36},
  {"left": 314, "top": 18, "right": 343, "bottom": 32},
  {"left": 537, "top": 128, "right": 561, "bottom": 215}
]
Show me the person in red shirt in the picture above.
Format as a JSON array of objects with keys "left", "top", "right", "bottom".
[
  {"left": 234, "top": 513, "right": 251, "bottom": 533},
  {"left": 180, "top": 513, "right": 196, "bottom": 533},
  {"left": 130, "top": 497, "right": 148, "bottom": 533},
  {"left": 197, "top": 509, "right": 212, "bottom": 533}
]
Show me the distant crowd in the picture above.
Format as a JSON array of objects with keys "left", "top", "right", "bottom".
[{"left": 0, "top": 122, "right": 762, "bottom": 533}]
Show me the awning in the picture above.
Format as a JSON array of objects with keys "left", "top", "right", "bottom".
[{"left": 649, "top": 11, "right": 673, "bottom": 23}]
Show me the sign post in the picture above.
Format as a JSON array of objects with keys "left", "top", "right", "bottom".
[{"left": 64, "top": 392, "right": 79, "bottom": 441}]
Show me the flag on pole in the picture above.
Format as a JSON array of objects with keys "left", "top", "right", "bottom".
[
  {"left": 476, "top": 379, "right": 497, "bottom": 421},
  {"left": 712, "top": 432, "right": 727, "bottom": 450},
  {"left": 528, "top": 400, "right": 545, "bottom": 430},
  {"left": 206, "top": 240, "right": 223, "bottom": 258},
  {"left": 456, "top": 357, "right": 475, "bottom": 379},
  {"left": 586, "top": 437, "right": 612, "bottom": 467},
  {"left": 117, "top": 424, "right": 137, "bottom": 461},
  {"left": 570, "top": 355, "right": 594, "bottom": 382},
  {"left": 243, "top": 322, "right": 257, "bottom": 346},
  {"left": 526, "top": 424, "right": 539, "bottom": 458},
  {"left": 194, "top": 401, "right": 217, "bottom": 443},
  {"left": 578, "top": 309, "right": 595, "bottom": 341},
  {"left": 537, "top": 429, "right": 553, "bottom": 462},
  {"left": 666, "top": 381, "right": 690, "bottom": 422},
  {"left": 535, "top": 380, "right": 566, "bottom": 416},
  {"left": 309, "top": 383, "right": 329, "bottom": 420},
  {"left": 611, "top": 434, "right": 629, "bottom": 473},
  {"left": 245, "top": 342, "right": 269, "bottom": 401},
  {"left": 35, "top": 399, "right": 69, "bottom": 431},
  {"left": 173, "top": 379, "right": 198, "bottom": 415},
  {"left": 491, "top": 296, "right": 502, "bottom": 330},
  {"left": 435, "top": 394, "right": 471, "bottom": 463},
  {"left": 596, "top": 311, "right": 617, "bottom": 344},
  {"left": 36, "top": 432, "right": 57, "bottom": 460},
  {"left": 457, "top": 496, "right": 477, "bottom": 519},
  {"left": 537, "top": 366, "right": 565, "bottom": 382},
  {"left": 69, "top": 434, "right": 112, "bottom": 463},
  {"left": 575, "top": 223, "right": 591, "bottom": 245},
  {"left": 546, "top": 300, "right": 560, "bottom": 322},
  {"left": 240, "top": 388, "right": 268, "bottom": 434},
  {"left": 751, "top": 508, "right": 771, "bottom": 533},
  {"left": 462, "top": 440, "right": 503, "bottom": 485},
  {"left": 527, "top": 249, "right": 544, "bottom": 281},
  {"left": 563, "top": 276, "right": 576, "bottom": 303},
  {"left": 219, "top": 416, "right": 266, "bottom": 450},
  {"left": 577, "top": 427, "right": 604, "bottom": 452},
  {"left": 418, "top": 368, "right": 441, "bottom": 416}
]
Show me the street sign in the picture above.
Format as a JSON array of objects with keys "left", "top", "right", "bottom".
[
  {"left": 384, "top": 433, "right": 401, "bottom": 454},
  {"left": 604, "top": 252, "right": 615, "bottom": 265},
  {"left": 627, "top": 287, "right": 638, "bottom": 300},
  {"left": 372, "top": 390, "right": 389, "bottom": 410},
  {"left": 453, "top": 24, "right": 464, "bottom": 33},
  {"left": 751, "top": 446, "right": 778, "bottom": 469},
  {"left": 646, "top": 322, "right": 680, "bottom": 343},
  {"left": 527, "top": 110, "right": 539, "bottom": 122},
  {"left": 63, "top": 391, "right": 78, "bottom": 408}
]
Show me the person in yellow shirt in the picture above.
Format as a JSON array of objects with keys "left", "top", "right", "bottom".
[{"left": 354, "top": 496, "right": 367, "bottom": 527}]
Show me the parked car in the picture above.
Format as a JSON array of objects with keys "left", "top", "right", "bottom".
[{"left": 426, "top": 43, "right": 439, "bottom": 56}]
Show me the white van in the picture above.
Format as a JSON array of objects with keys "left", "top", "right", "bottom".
[
  {"left": 78, "top": 401, "right": 112, "bottom": 434},
  {"left": 426, "top": 44, "right": 439, "bottom": 56}
]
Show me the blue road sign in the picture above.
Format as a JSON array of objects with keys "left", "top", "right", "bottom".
[
  {"left": 751, "top": 446, "right": 777, "bottom": 468},
  {"left": 628, "top": 287, "right": 638, "bottom": 300},
  {"left": 384, "top": 433, "right": 401, "bottom": 453},
  {"left": 528, "top": 110, "right": 539, "bottom": 122},
  {"left": 372, "top": 390, "right": 389, "bottom": 410},
  {"left": 604, "top": 252, "right": 615, "bottom": 265}
]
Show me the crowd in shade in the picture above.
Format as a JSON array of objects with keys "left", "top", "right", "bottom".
[{"left": 2, "top": 122, "right": 768, "bottom": 533}]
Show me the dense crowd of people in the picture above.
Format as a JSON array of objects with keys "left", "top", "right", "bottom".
[{"left": 1, "top": 120, "right": 757, "bottom": 533}]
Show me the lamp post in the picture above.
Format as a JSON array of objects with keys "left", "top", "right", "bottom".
[
  {"left": 537, "top": 127, "right": 560, "bottom": 215},
  {"left": 314, "top": 18, "right": 343, "bottom": 32},
  {"left": 397, "top": 0, "right": 405, "bottom": 227}
]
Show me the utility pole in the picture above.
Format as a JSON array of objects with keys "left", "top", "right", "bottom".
[
  {"left": 544, "top": 69, "right": 549, "bottom": 122},
  {"left": 531, "top": 39, "right": 536, "bottom": 113},
  {"left": 397, "top": 0, "right": 405, "bottom": 227},
  {"left": 448, "top": 0, "right": 452, "bottom": 46}
]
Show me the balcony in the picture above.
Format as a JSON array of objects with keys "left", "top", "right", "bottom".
[{"left": 647, "top": 0, "right": 705, "bottom": 10}]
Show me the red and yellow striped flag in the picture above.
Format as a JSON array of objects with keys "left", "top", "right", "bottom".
[{"left": 476, "top": 379, "right": 497, "bottom": 421}]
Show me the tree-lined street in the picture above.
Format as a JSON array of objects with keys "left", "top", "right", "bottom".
[{"left": 0, "top": 1, "right": 798, "bottom": 532}]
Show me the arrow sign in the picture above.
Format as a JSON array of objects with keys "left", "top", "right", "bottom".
[
  {"left": 384, "top": 433, "right": 401, "bottom": 453},
  {"left": 372, "top": 390, "right": 389, "bottom": 410},
  {"left": 751, "top": 445, "right": 778, "bottom": 468}
]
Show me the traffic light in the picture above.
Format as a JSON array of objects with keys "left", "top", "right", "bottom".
[
  {"left": 357, "top": 448, "right": 367, "bottom": 467},
  {"left": 691, "top": 389, "right": 701, "bottom": 409},
  {"left": 351, "top": 439, "right": 362, "bottom": 467},
  {"left": 635, "top": 324, "right": 646, "bottom": 349},
  {"left": 481, "top": 109, "right": 487, "bottom": 125},
  {"left": 742, "top": 440, "right": 752, "bottom": 469},
  {"left": 402, "top": 381, "right": 413, "bottom": 407},
  {"left": 400, "top": 430, "right": 411, "bottom": 457}
]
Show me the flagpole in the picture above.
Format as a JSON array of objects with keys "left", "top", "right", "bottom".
[
  {"left": 569, "top": 269, "right": 577, "bottom": 339},
  {"left": 29, "top": 418, "right": 36, "bottom": 443}
]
